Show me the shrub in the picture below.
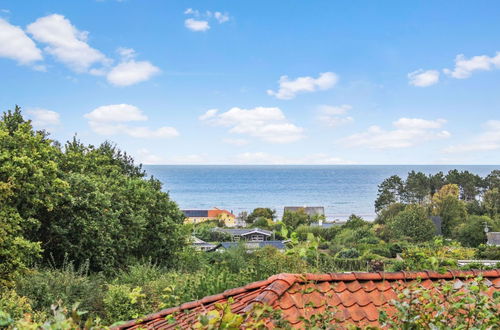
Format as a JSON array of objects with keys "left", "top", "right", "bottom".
[
  {"left": 14, "top": 260, "right": 105, "bottom": 319},
  {"left": 388, "top": 204, "right": 435, "bottom": 242},
  {"left": 336, "top": 248, "right": 360, "bottom": 259}
]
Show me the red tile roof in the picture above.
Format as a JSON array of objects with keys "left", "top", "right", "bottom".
[
  {"left": 207, "top": 208, "right": 235, "bottom": 218},
  {"left": 113, "top": 269, "right": 500, "bottom": 329}
]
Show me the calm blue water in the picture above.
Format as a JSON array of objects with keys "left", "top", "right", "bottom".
[{"left": 143, "top": 165, "right": 499, "bottom": 221}]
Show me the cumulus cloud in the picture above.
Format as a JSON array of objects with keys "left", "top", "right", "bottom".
[
  {"left": 444, "top": 52, "right": 500, "bottom": 79},
  {"left": 0, "top": 18, "right": 42, "bottom": 65},
  {"left": 26, "top": 14, "right": 109, "bottom": 72},
  {"left": 184, "top": 8, "right": 229, "bottom": 31},
  {"left": 408, "top": 69, "right": 440, "bottom": 87},
  {"left": 26, "top": 108, "right": 60, "bottom": 131},
  {"left": 444, "top": 120, "right": 500, "bottom": 153},
  {"left": 267, "top": 72, "right": 338, "bottom": 100},
  {"left": 340, "top": 118, "right": 450, "bottom": 149},
  {"left": 84, "top": 104, "right": 179, "bottom": 139},
  {"left": 199, "top": 106, "right": 304, "bottom": 143},
  {"left": 317, "top": 104, "right": 353, "bottom": 127},
  {"left": 107, "top": 59, "right": 160, "bottom": 86},
  {"left": 184, "top": 18, "right": 210, "bottom": 32},
  {"left": 84, "top": 104, "right": 147, "bottom": 122}
]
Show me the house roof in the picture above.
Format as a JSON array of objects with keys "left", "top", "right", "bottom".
[
  {"left": 182, "top": 210, "right": 209, "bottom": 218},
  {"left": 182, "top": 208, "right": 235, "bottom": 219},
  {"left": 208, "top": 208, "right": 235, "bottom": 218},
  {"left": 113, "top": 269, "right": 500, "bottom": 329},
  {"left": 215, "top": 240, "right": 286, "bottom": 250},
  {"left": 214, "top": 227, "right": 273, "bottom": 236}
]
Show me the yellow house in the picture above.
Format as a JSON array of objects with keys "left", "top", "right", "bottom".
[{"left": 182, "top": 207, "right": 236, "bottom": 227}]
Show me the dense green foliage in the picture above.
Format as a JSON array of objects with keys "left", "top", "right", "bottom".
[
  {"left": 245, "top": 207, "right": 276, "bottom": 225},
  {"left": 0, "top": 106, "right": 186, "bottom": 276}
]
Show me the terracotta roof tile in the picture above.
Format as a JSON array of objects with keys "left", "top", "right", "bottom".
[{"left": 113, "top": 269, "right": 500, "bottom": 329}]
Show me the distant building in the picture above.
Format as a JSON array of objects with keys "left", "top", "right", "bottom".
[
  {"left": 182, "top": 207, "right": 236, "bottom": 227},
  {"left": 213, "top": 227, "right": 273, "bottom": 242},
  {"left": 284, "top": 206, "right": 325, "bottom": 218},
  {"left": 487, "top": 232, "right": 500, "bottom": 246},
  {"left": 189, "top": 236, "right": 216, "bottom": 251},
  {"left": 210, "top": 241, "right": 286, "bottom": 252}
]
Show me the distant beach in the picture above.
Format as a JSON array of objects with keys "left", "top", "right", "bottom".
[{"left": 144, "top": 165, "right": 499, "bottom": 221}]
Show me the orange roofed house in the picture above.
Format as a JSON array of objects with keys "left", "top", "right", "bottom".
[
  {"left": 182, "top": 207, "right": 236, "bottom": 227},
  {"left": 114, "top": 269, "right": 500, "bottom": 329}
]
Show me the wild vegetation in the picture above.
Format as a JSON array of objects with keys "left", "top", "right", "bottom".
[{"left": 0, "top": 107, "right": 499, "bottom": 328}]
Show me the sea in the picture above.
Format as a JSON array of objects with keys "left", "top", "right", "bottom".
[{"left": 143, "top": 165, "right": 499, "bottom": 221}]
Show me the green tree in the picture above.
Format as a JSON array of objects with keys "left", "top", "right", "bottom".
[
  {"left": 374, "top": 175, "right": 404, "bottom": 212},
  {"left": 374, "top": 203, "right": 405, "bottom": 225},
  {"left": 282, "top": 209, "right": 310, "bottom": 230},
  {"left": 438, "top": 195, "right": 467, "bottom": 237},
  {"left": 483, "top": 188, "right": 500, "bottom": 218},
  {"left": 453, "top": 215, "right": 498, "bottom": 247},
  {"left": 388, "top": 204, "right": 435, "bottom": 242},
  {"left": 46, "top": 140, "right": 187, "bottom": 271},
  {"left": 445, "top": 169, "right": 485, "bottom": 201},
  {"left": 485, "top": 169, "right": 500, "bottom": 190},
  {"left": 403, "top": 171, "right": 430, "bottom": 204},
  {"left": 246, "top": 208, "right": 275, "bottom": 225}
]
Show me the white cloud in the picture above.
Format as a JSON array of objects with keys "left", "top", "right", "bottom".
[
  {"left": 116, "top": 47, "right": 135, "bottom": 60},
  {"left": 84, "top": 104, "right": 147, "bottom": 122},
  {"left": 200, "top": 106, "right": 304, "bottom": 143},
  {"left": 444, "top": 52, "right": 500, "bottom": 79},
  {"left": 26, "top": 108, "right": 60, "bottom": 130},
  {"left": 184, "top": 8, "right": 199, "bottom": 15},
  {"left": 84, "top": 104, "right": 179, "bottom": 139},
  {"left": 317, "top": 104, "right": 353, "bottom": 127},
  {"left": 198, "top": 108, "right": 218, "bottom": 120},
  {"left": 214, "top": 12, "right": 229, "bottom": 23},
  {"left": 444, "top": 120, "right": 500, "bottom": 153},
  {"left": 107, "top": 59, "right": 160, "bottom": 86},
  {"left": 340, "top": 118, "right": 450, "bottom": 149},
  {"left": 184, "top": 18, "right": 210, "bottom": 32},
  {"left": 0, "top": 18, "right": 42, "bottom": 65},
  {"left": 267, "top": 72, "right": 338, "bottom": 100},
  {"left": 184, "top": 8, "right": 229, "bottom": 31},
  {"left": 27, "top": 14, "right": 109, "bottom": 72},
  {"left": 408, "top": 69, "right": 440, "bottom": 87}
]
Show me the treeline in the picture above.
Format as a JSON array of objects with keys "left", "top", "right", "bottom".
[
  {"left": 1, "top": 106, "right": 187, "bottom": 286},
  {"left": 375, "top": 169, "right": 500, "bottom": 211},
  {"left": 374, "top": 169, "right": 500, "bottom": 246}
]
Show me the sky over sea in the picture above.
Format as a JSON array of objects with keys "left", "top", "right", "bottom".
[{"left": 1, "top": 0, "right": 499, "bottom": 165}]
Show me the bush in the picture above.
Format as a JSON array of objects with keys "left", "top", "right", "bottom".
[
  {"left": 336, "top": 248, "right": 360, "bottom": 259},
  {"left": 14, "top": 260, "right": 105, "bottom": 319},
  {"left": 387, "top": 204, "right": 435, "bottom": 242},
  {"left": 103, "top": 285, "right": 148, "bottom": 324}
]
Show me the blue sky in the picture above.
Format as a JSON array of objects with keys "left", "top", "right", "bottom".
[{"left": 1, "top": 0, "right": 499, "bottom": 164}]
